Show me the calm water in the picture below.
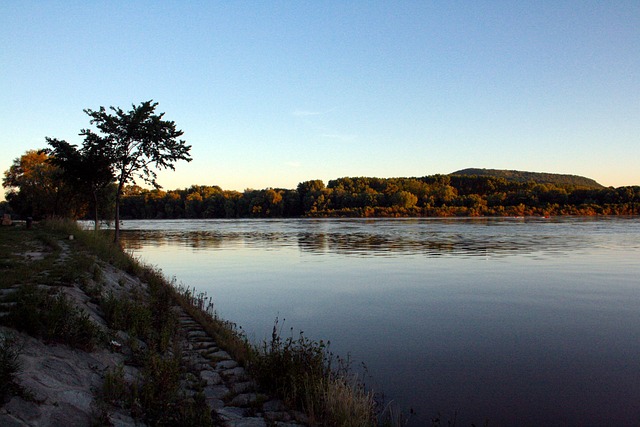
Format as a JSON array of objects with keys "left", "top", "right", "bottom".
[{"left": 118, "top": 217, "right": 640, "bottom": 426}]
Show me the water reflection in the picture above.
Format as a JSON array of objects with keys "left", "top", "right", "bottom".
[
  {"left": 116, "top": 217, "right": 640, "bottom": 426},
  {"left": 119, "top": 217, "right": 608, "bottom": 259}
]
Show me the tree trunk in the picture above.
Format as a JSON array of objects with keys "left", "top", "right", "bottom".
[
  {"left": 113, "top": 183, "right": 123, "bottom": 243},
  {"left": 93, "top": 190, "right": 99, "bottom": 231},
  {"left": 113, "top": 194, "right": 120, "bottom": 243}
]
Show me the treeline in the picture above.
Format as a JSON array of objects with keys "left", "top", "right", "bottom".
[
  {"left": 452, "top": 168, "right": 603, "bottom": 188},
  {"left": 118, "top": 175, "right": 640, "bottom": 219}
]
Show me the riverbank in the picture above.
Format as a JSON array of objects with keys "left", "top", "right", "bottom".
[{"left": 0, "top": 220, "right": 383, "bottom": 426}]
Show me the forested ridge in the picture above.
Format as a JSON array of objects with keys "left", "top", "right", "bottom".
[
  {"left": 115, "top": 172, "right": 639, "bottom": 219},
  {"left": 3, "top": 101, "right": 637, "bottom": 222},
  {"left": 452, "top": 168, "right": 604, "bottom": 189},
  {"left": 4, "top": 146, "right": 639, "bottom": 221}
]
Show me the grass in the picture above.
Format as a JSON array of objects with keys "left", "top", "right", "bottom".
[
  {"left": 172, "top": 286, "right": 388, "bottom": 426},
  {"left": 1, "top": 219, "right": 392, "bottom": 425},
  {"left": 0, "top": 331, "right": 23, "bottom": 403},
  {"left": 2, "top": 285, "right": 101, "bottom": 351},
  {"left": 0, "top": 224, "right": 57, "bottom": 289},
  {"left": 100, "top": 354, "right": 214, "bottom": 426},
  {"left": 172, "top": 284, "right": 253, "bottom": 366},
  {"left": 249, "top": 318, "right": 382, "bottom": 426}
]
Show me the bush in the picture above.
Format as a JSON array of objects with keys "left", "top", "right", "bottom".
[
  {"left": 2, "top": 286, "right": 100, "bottom": 351},
  {"left": 249, "top": 318, "right": 378, "bottom": 425},
  {"left": 0, "top": 332, "right": 22, "bottom": 402},
  {"left": 251, "top": 318, "right": 329, "bottom": 410}
]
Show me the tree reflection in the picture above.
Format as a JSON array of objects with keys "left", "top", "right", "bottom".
[{"left": 118, "top": 218, "right": 591, "bottom": 259}]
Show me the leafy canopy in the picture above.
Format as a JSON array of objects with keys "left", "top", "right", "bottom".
[
  {"left": 82, "top": 100, "right": 191, "bottom": 190},
  {"left": 81, "top": 100, "right": 191, "bottom": 241}
]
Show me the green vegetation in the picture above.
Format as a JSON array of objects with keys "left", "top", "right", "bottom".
[
  {"left": 0, "top": 332, "right": 23, "bottom": 403},
  {"left": 251, "top": 318, "right": 379, "bottom": 425},
  {"left": 80, "top": 100, "right": 192, "bottom": 242},
  {"left": 1, "top": 220, "right": 387, "bottom": 425},
  {"left": 99, "top": 354, "right": 213, "bottom": 426},
  {"left": 172, "top": 283, "right": 388, "bottom": 425},
  {"left": 2, "top": 150, "right": 85, "bottom": 220},
  {"left": 0, "top": 221, "right": 211, "bottom": 425},
  {"left": 452, "top": 168, "right": 604, "bottom": 189},
  {"left": 2, "top": 286, "right": 100, "bottom": 351},
  {"left": 108, "top": 173, "right": 639, "bottom": 219},
  {"left": 5, "top": 139, "right": 639, "bottom": 224},
  {"left": 3, "top": 100, "right": 191, "bottom": 243}
]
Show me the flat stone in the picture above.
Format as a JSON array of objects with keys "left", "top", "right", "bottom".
[
  {"left": 57, "top": 389, "right": 93, "bottom": 411},
  {"left": 206, "top": 398, "right": 225, "bottom": 410},
  {"left": 230, "top": 393, "right": 258, "bottom": 407},
  {"left": 201, "top": 349, "right": 225, "bottom": 360},
  {"left": 222, "top": 366, "right": 247, "bottom": 381},
  {"left": 226, "top": 417, "right": 268, "bottom": 427},
  {"left": 264, "top": 411, "right": 293, "bottom": 423},
  {"left": 2, "top": 398, "right": 40, "bottom": 424},
  {"left": 47, "top": 356, "right": 90, "bottom": 386},
  {"left": 194, "top": 342, "right": 218, "bottom": 351},
  {"left": 209, "top": 349, "right": 232, "bottom": 360},
  {"left": 108, "top": 411, "right": 139, "bottom": 427},
  {"left": 0, "top": 414, "right": 27, "bottom": 427},
  {"left": 203, "top": 384, "right": 230, "bottom": 400},
  {"left": 201, "top": 370, "right": 222, "bottom": 385},
  {"left": 0, "top": 288, "right": 19, "bottom": 297},
  {"left": 216, "top": 359, "right": 238, "bottom": 370},
  {"left": 262, "top": 399, "right": 287, "bottom": 412},
  {"left": 232, "top": 381, "right": 256, "bottom": 394},
  {"left": 214, "top": 406, "right": 246, "bottom": 421},
  {"left": 49, "top": 402, "right": 92, "bottom": 427}
]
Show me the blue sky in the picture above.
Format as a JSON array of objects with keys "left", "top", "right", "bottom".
[{"left": 1, "top": 1, "right": 639, "bottom": 198}]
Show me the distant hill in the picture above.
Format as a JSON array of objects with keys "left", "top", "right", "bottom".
[{"left": 451, "top": 168, "right": 604, "bottom": 189}]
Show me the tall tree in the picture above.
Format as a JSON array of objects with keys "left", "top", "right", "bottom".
[
  {"left": 82, "top": 100, "right": 192, "bottom": 242},
  {"left": 45, "top": 135, "right": 115, "bottom": 230},
  {"left": 2, "top": 150, "right": 80, "bottom": 219}
]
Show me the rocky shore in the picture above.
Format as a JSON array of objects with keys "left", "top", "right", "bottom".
[{"left": 0, "top": 232, "right": 307, "bottom": 426}]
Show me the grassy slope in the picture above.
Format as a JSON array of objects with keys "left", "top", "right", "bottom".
[{"left": 1, "top": 221, "right": 391, "bottom": 426}]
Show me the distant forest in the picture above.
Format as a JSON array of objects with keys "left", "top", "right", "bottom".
[
  {"left": 118, "top": 172, "right": 639, "bottom": 219},
  {"left": 452, "top": 168, "right": 603, "bottom": 188}
]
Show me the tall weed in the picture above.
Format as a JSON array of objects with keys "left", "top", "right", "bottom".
[
  {"left": 2, "top": 286, "right": 100, "bottom": 351},
  {"left": 0, "top": 332, "right": 22, "bottom": 402}
]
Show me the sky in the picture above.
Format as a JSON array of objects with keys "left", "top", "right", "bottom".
[{"left": 1, "top": 1, "right": 639, "bottom": 200}]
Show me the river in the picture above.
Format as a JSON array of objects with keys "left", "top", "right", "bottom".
[{"left": 118, "top": 216, "right": 640, "bottom": 426}]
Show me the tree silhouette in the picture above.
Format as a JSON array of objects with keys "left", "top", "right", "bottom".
[{"left": 83, "top": 100, "right": 191, "bottom": 242}]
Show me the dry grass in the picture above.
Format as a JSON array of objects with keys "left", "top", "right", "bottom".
[
  {"left": 2, "top": 219, "right": 398, "bottom": 426},
  {"left": 315, "top": 374, "right": 378, "bottom": 426}
]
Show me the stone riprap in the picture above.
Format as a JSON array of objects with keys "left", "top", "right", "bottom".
[{"left": 0, "top": 238, "right": 307, "bottom": 426}]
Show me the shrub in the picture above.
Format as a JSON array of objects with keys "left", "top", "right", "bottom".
[
  {"left": 100, "top": 353, "right": 214, "bottom": 426},
  {"left": 0, "top": 332, "right": 22, "bottom": 402},
  {"left": 101, "top": 289, "right": 152, "bottom": 342},
  {"left": 249, "top": 318, "right": 379, "bottom": 425},
  {"left": 2, "top": 286, "right": 100, "bottom": 351},
  {"left": 251, "top": 318, "right": 330, "bottom": 410}
]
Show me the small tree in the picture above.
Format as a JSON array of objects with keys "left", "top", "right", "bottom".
[
  {"left": 45, "top": 135, "right": 115, "bottom": 230},
  {"left": 82, "top": 100, "right": 192, "bottom": 242},
  {"left": 2, "top": 150, "right": 81, "bottom": 219}
]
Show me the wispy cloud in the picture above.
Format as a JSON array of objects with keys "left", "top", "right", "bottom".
[
  {"left": 291, "top": 110, "right": 323, "bottom": 117},
  {"left": 291, "top": 107, "right": 355, "bottom": 143},
  {"left": 291, "top": 107, "right": 337, "bottom": 117},
  {"left": 321, "top": 133, "right": 357, "bottom": 142}
]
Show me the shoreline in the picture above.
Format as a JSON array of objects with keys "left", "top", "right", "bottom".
[
  {"left": 0, "top": 220, "right": 388, "bottom": 426},
  {"left": 0, "top": 221, "right": 309, "bottom": 426}
]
